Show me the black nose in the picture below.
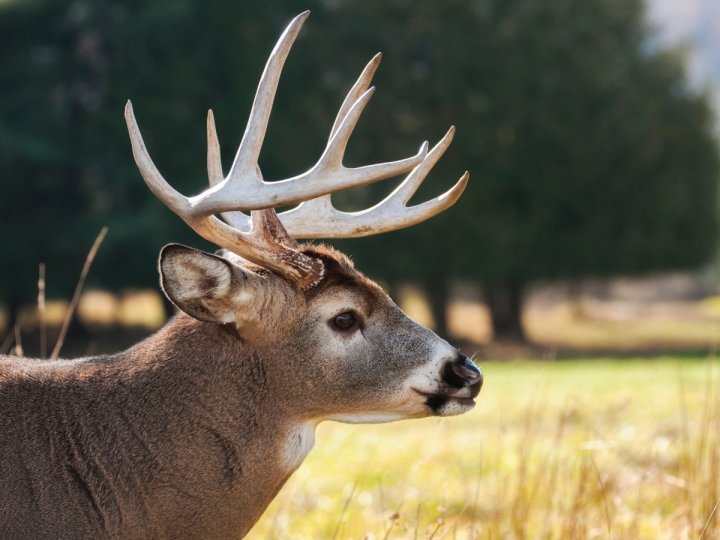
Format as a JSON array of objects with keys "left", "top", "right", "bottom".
[{"left": 443, "top": 354, "right": 483, "bottom": 389}]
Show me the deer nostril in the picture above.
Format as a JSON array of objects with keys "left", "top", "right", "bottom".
[
  {"left": 451, "top": 355, "right": 482, "bottom": 383},
  {"left": 442, "top": 354, "right": 483, "bottom": 389}
]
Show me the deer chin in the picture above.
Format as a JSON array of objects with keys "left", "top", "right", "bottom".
[
  {"left": 326, "top": 412, "right": 413, "bottom": 424},
  {"left": 412, "top": 385, "right": 481, "bottom": 417},
  {"left": 426, "top": 394, "right": 477, "bottom": 417}
]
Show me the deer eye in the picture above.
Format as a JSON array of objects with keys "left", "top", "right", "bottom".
[{"left": 332, "top": 312, "right": 358, "bottom": 331}]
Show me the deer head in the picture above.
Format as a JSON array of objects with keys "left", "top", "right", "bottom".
[{"left": 124, "top": 11, "right": 482, "bottom": 425}]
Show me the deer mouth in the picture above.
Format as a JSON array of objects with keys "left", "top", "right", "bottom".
[{"left": 412, "top": 388, "right": 478, "bottom": 416}]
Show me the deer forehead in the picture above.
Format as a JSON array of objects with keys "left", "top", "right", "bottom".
[{"left": 307, "top": 281, "right": 386, "bottom": 317}]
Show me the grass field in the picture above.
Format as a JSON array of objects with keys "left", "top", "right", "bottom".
[{"left": 248, "top": 358, "right": 720, "bottom": 540}]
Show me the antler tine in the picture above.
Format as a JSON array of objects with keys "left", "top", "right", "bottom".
[
  {"left": 329, "top": 53, "right": 382, "bottom": 141},
  {"left": 279, "top": 127, "right": 468, "bottom": 239},
  {"left": 227, "top": 10, "right": 310, "bottom": 184},
  {"left": 206, "top": 109, "right": 256, "bottom": 232},
  {"left": 125, "top": 101, "right": 193, "bottom": 217},
  {"left": 207, "top": 109, "right": 223, "bottom": 187},
  {"left": 387, "top": 127, "right": 460, "bottom": 206}
]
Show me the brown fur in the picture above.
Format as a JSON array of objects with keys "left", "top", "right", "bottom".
[{"left": 0, "top": 244, "right": 479, "bottom": 539}]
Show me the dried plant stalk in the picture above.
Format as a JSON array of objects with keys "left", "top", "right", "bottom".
[
  {"left": 38, "top": 263, "right": 46, "bottom": 358},
  {"left": 12, "top": 325, "right": 23, "bottom": 357},
  {"left": 50, "top": 227, "right": 108, "bottom": 360}
]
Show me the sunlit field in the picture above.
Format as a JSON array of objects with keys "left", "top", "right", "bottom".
[{"left": 249, "top": 359, "right": 720, "bottom": 540}]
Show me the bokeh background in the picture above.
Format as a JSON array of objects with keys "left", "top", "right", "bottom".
[
  {"left": 3, "top": 0, "right": 720, "bottom": 356},
  {"left": 1, "top": 0, "right": 720, "bottom": 538}
]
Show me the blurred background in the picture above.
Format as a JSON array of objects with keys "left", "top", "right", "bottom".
[{"left": 3, "top": 0, "right": 720, "bottom": 359}]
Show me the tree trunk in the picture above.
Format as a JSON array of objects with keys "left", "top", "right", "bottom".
[
  {"left": 426, "top": 281, "right": 449, "bottom": 339},
  {"left": 483, "top": 281, "right": 526, "bottom": 343}
]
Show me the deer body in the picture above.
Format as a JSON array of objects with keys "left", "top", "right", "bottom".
[
  {"left": 1, "top": 12, "right": 482, "bottom": 538},
  {"left": 0, "top": 317, "right": 305, "bottom": 539}
]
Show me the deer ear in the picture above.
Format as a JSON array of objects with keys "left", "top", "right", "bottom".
[{"left": 159, "top": 243, "right": 246, "bottom": 324}]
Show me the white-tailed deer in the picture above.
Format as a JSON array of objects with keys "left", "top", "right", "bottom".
[{"left": 0, "top": 12, "right": 482, "bottom": 539}]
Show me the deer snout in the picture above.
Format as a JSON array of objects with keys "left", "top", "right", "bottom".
[{"left": 442, "top": 354, "right": 483, "bottom": 394}]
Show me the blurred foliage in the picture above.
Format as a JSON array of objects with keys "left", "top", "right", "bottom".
[{"left": 0, "top": 0, "right": 718, "bottom": 338}]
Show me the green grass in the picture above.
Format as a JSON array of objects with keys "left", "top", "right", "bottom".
[{"left": 248, "top": 359, "right": 720, "bottom": 539}]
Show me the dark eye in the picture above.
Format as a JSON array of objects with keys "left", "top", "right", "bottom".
[{"left": 333, "top": 312, "right": 357, "bottom": 331}]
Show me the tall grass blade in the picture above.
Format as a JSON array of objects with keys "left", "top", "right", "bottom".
[
  {"left": 12, "top": 324, "right": 23, "bottom": 356},
  {"left": 37, "top": 263, "right": 46, "bottom": 358},
  {"left": 0, "top": 328, "right": 13, "bottom": 354},
  {"left": 330, "top": 480, "right": 357, "bottom": 540},
  {"left": 50, "top": 227, "right": 108, "bottom": 360},
  {"left": 699, "top": 495, "right": 720, "bottom": 540}
]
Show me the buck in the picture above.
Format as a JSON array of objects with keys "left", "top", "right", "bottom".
[{"left": 0, "top": 12, "right": 482, "bottom": 539}]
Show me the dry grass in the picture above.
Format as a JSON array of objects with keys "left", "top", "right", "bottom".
[
  {"left": 249, "top": 359, "right": 720, "bottom": 539},
  {"left": 526, "top": 302, "right": 720, "bottom": 351}
]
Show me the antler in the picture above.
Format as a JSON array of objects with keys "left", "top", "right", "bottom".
[
  {"left": 125, "top": 11, "right": 467, "bottom": 288},
  {"left": 214, "top": 126, "right": 468, "bottom": 238},
  {"left": 210, "top": 59, "right": 468, "bottom": 238}
]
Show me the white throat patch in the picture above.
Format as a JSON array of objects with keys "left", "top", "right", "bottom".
[{"left": 282, "top": 422, "right": 317, "bottom": 472}]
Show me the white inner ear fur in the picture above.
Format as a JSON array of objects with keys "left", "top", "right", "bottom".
[{"left": 169, "top": 253, "right": 233, "bottom": 302}]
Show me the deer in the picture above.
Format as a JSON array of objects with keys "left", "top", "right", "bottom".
[{"left": 0, "top": 11, "right": 482, "bottom": 539}]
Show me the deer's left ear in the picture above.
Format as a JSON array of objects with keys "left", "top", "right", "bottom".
[{"left": 159, "top": 243, "right": 255, "bottom": 324}]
